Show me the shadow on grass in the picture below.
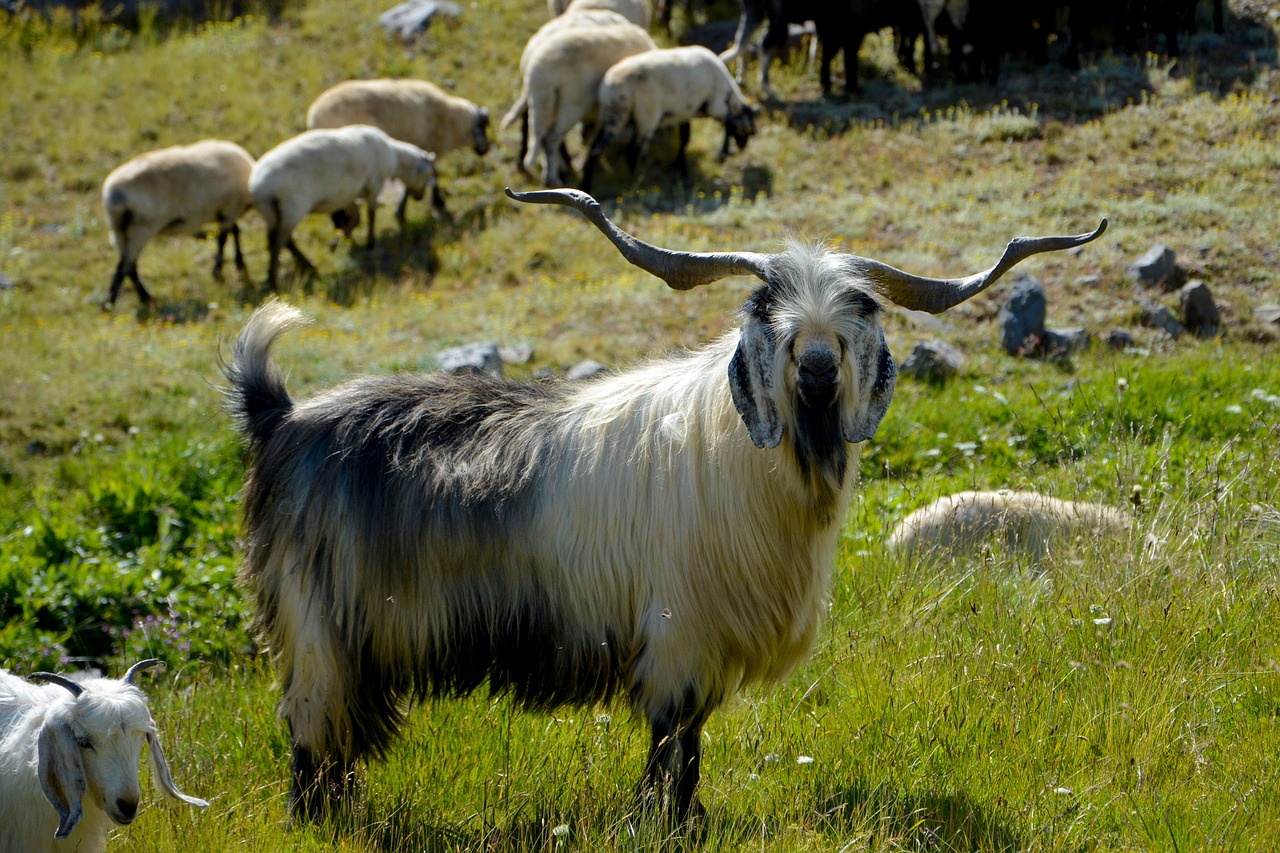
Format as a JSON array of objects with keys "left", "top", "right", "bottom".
[
  {"left": 312, "top": 780, "right": 1023, "bottom": 852},
  {"left": 768, "top": 6, "right": 1277, "bottom": 137}
]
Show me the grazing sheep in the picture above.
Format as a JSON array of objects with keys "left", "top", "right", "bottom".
[
  {"left": 504, "top": 20, "right": 656, "bottom": 186},
  {"left": 581, "top": 45, "right": 758, "bottom": 190},
  {"left": 248, "top": 125, "right": 436, "bottom": 289},
  {"left": 505, "top": 8, "right": 635, "bottom": 170},
  {"left": 548, "top": 0, "right": 650, "bottom": 26},
  {"left": 222, "top": 184, "right": 1104, "bottom": 821},
  {"left": 101, "top": 139, "right": 254, "bottom": 310},
  {"left": 0, "top": 660, "right": 208, "bottom": 853},
  {"left": 305, "top": 78, "right": 490, "bottom": 220},
  {"left": 887, "top": 490, "right": 1132, "bottom": 563}
]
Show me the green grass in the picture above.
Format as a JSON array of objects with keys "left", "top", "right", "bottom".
[{"left": 2, "top": 0, "right": 1280, "bottom": 849}]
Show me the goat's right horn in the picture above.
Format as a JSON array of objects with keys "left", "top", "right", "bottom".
[
  {"left": 123, "top": 659, "right": 164, "bottom": 684},
  {"left": 850, "top": 219, "right": 1108, "bottom": 314},
  {"left": 30, "top": 672, "right": 85, "bottom": 698},
  {"left": 506, "top": 187, "right": 775, "bottom": 291}
]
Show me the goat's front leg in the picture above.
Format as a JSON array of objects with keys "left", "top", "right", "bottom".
[{"left": 638, "top": 710, "right": 706, "bottom": 821}]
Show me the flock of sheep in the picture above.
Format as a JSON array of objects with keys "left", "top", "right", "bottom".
[{"left": 2, "top": 2, "right": 1160, "bottom": 850}]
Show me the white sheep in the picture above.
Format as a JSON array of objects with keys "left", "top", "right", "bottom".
[
  {"left": 503, "top": 19, "right": 656, "bottom": 186},
  {"left": 0, "top": 660, "right": 207, "bottom": 853},
  {"left": 548, "top": 0, "right": 651, "bottom": 27},
  {"left": 505, "top": 8, "right": 634, "bottom": 169},
  {"left": 581, "top": 45, "right": 759, "bottom": 190},
  {"left": 101, "top": 139, "right": 254, "bottom": 310},
  {"left": 248, "top": 125, "right": 436, "bottom": 289},
  {"left": 305, "top": 78, "right": 489, "bottom": 221},
  {"left": 886, "top": 489, "right": 1132, "bottom": 564}
]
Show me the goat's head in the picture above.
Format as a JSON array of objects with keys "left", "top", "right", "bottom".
[
  {"left": 30, "top": 660, "right": 208, "bottom": 839},
  {"left": 506, "top": 187, "right": 1104, "bottom": 491}
]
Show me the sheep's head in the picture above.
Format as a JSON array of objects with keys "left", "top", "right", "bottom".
[
  {"left": 31, "top": 661, "right": 208, "bottom": 840},
  {"left": 473, "top": 107, "right": 492, "bottom": 156},
  {"left": 725, "top": 103, "right": 760, "bottom": 155},
  {"left": 404, "top": 150, "right": 438, "bottom": 202},
  {"left": 505, "top": 186, "right": 1104, "bottom": 486}
]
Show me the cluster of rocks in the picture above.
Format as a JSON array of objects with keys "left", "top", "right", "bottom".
[
  {"left": 898, "top": 241, "right": 1280, "bottom": 384},
  {"left": 435, "top": 340, "right": 608, "bottom": 381}
]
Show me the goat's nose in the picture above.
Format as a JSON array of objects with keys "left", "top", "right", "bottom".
[
  {"left": 798, "top": 350, "right": 840, "bottom": 407},
  {"left": 116, "top": 798, "right": 138, "bottom": 822}
]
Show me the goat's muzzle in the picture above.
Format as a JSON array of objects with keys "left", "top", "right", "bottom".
[
  {"left": 797, "top": 348, "right": 840, "bottom": 410},
  {"left": 112, "top": 798, "right": 139, "bottom": 824}
]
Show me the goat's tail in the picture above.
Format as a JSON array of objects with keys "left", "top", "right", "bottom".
[{"left": 221, "top": 300, "right": 308, "bottom": 455}]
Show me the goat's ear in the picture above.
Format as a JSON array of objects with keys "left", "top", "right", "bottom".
[
  {"left": 842, "top": 333, "right": 897, "bottom": 444},
  {"left": 147, "top": 732, "right": 210, "bottom": 808},
  {"left": 729, "top": 296, "right": 782, "bottom": 449},
  {"left": 38, "top": 719, "right": 86, "bottom": 839}
]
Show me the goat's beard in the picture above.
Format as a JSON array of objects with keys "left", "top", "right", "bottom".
[{"left": 788, "top": 399, "right": 849, "bottom": 523}]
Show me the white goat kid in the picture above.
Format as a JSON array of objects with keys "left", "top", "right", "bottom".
[
  {"left": 222, "top": 186, "right": 1105, "bottom": 822},
  {"left": 0, "top": 659, "right": 207, "bottom": 853}
]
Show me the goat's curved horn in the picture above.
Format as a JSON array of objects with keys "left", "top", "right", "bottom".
[
  {"left": 849, "top": 219, "right": 1108, "bottom": 314},
  {"left": 30, "top": 672, "right": 85, "bottom": 698},
  {"left": 123, "top": 659, "right": 164, "bottom": 684},
  {"left": 506, "top": 187, "right": 774, "bottom": 291}
]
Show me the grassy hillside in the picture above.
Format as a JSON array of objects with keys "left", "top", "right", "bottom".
[{"left": 2, "top": 0, "right": 1280, "bottom": 849}]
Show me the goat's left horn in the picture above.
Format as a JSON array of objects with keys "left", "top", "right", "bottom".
[
  {"left": 123, "top": 659, "right": 164, "bottom": 684},
  {"left": 848, "top": 218, "right": 1108, "bottom": 314},
  {"left": 506, "top": 187, "right": 775, "bottom": 291},
  {"left": 30, "top": 672, "right": 85, "bottom": 697}
]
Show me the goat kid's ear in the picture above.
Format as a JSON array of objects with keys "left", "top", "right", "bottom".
[
  {"left": 842, "top": 335, "right": 897, "bottom": 444},
  {"left": 38, "top": 720, "right": 86, "bottom": 839},
  {"left": 147, "top": 732, "right": 210, "bottom": 808},
  {"left": 729, "top": 299, "right": 783, "bottom": 449}
]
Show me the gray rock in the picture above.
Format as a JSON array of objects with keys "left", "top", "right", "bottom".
[
  {"left": 1042, "top": 328, "right": 1091, "bottom": 356},
  {"left": 1138, "top": 298, "right": 1184, "bottom": 339},
  {"left": 1105, "top": 329, "right": 1136, "bottom": 350},
  {"left": 498, "top": 343, "right": 535, "bottom": 365},
  {"left": 1127, "top": 244, "right": 1178, "bottom": 289},
  {"left": 899, "top": 340, "right": 964, "bottom": 382},
  {"left": 998, "top": 273, "right": 1047, "bottom": 355},
  {"left": 1257, "top": 306, "right": 1280, "bottom": 326},
  {"left": 438, "top": 342, "right": 503, "bottom": 378},
  {"left": 379, "top": 0, "right": 461, "bottom": 45},
  {"left": 1178, "top": 280, "right": 1220, "bottom": 338},
  {"left": 567, "top": 360, "right": 608, "bottom": 380}
]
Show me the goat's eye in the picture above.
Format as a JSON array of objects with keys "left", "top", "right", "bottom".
[{"left": 76, "top": 736, "right": 94, "bottom": 750}]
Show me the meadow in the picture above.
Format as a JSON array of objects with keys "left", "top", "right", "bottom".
[{"left": 1, "top": 0, "right": 1280, "bottom": 849}]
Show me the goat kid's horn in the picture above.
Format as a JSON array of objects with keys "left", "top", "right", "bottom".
[
  {"left": 848, "top": 219, "right": 1108, "bottom": 314},
  {"left": 29, "top": 672, "right": 85, "bottom": 698},
  {"left": 506, "top": 187, "right": 773, "bottom": 291},
  {"left": 507, "top": 187, "right": 1106, "bottom": 314},
  {"left": 123, "top": 658, "right": 164, "bottom": 684}
]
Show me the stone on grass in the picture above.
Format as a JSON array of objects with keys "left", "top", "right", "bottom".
[
  {"left": 438, "top": 342, "right": 503, "bottom": 378},
  {"left": 1127, "top": 244, "right": 1178, "bottom": 289},
  {"left": 1042, "top": 328, "right": 1091, "bottom": 357},
  {"left": 379, "top": 0, "right": 461, "bottom": 45},
  {"left": 498, "top": 343, "right": 535, "bottom": 365},
  {"left": 899, "top": 340, "right": 964, "bottom": 382},
  {"left": 1178, "top": 280, "right": 1220, "bottom": 338},
  {"left": 1105, "top": 329, "right": 1136, "bottom": 350},
  {"left": 567, "top": 360, "right": 608, "bottom": 380},
  {"left": 998, "top": 273, "right": 1047, "bottom": 355},
  {"left": 1257, "top": 306, "right": 1280, "bottom": 327},
  {"left": 1138, "top": 298, "right": 1184, "bottom": 339}
]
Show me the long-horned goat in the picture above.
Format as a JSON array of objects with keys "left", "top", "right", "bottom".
[
  {"left": 221, "top": 187, "right": 1104, "bottom": 821},
  {"left": 0, "top": 660, "right": 208, "bottom": 853}
]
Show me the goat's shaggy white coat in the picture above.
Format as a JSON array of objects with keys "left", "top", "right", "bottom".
[
  {"left": 0, "top": 668, "right": 207, "bottom": 853},
  {"left": 886, "top": 489, "right": 1131, "bottom": 562},
  {"left": 101, "top": 139, "right": 254, "bottom": 308}
]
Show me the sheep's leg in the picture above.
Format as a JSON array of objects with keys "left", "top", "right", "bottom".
[
  {"left": 365, "top": 201, "right": 377, "bottom": 250},
  {"left": 231, "top": 223, "right": 247, "bottom": 272},
  {"left": 128, "top": 264, "right": 154, "bottom": 308},
  {"left": 675, "top": 123, "right": 691, "bottom": 182},
  {"left": 213, "top": 224, "right": 229, "bottom": 279},
  {"left": 105, "top": 258, "right": 129, "bottom": 309},
  {"left": 430, "top": 184, "right": 454, "bottom": 225}
]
